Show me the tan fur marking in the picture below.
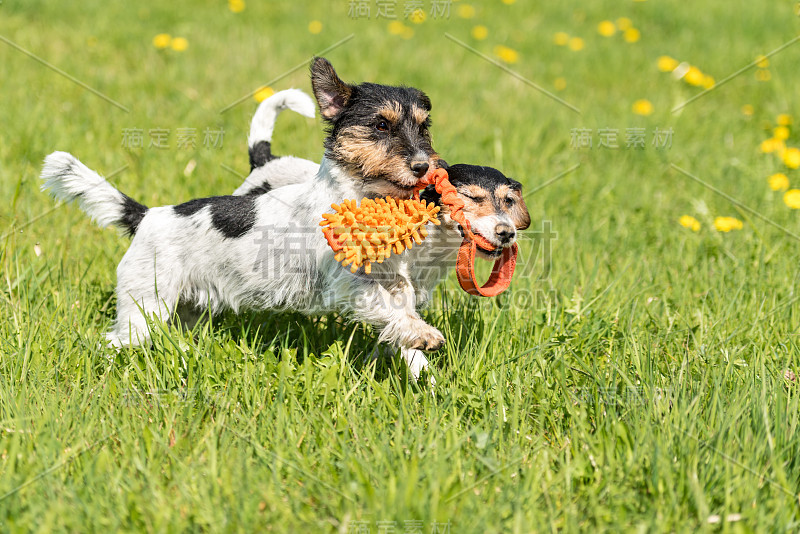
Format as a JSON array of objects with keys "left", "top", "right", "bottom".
[
  {"left": 458, "top": 185, "right": 495, "bottom": 218},
  {"left": 495, "top": 185, "right": 511, "bottom": 199},
  {"left": 411, "top": 105, "right": 429, "bottom": 124},
  {"left": 462, "top": 184, "right": 489, "bottom": 200},
  {"left": 378, "top": 101, "right": 403, "bottom": 124},
  {"left": 507, "top": 188, "right": 531, "bottom": 230},
  {"left": 333, "top": 125, "right": 417, "bottom": 186}
]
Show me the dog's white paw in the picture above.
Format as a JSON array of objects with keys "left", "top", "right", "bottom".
[
  {"left": 400, "top": 348, "right": 436, "bottom": 385},
  {"left": 408, "top": 324, "right": 445, "bottom": 352},
  {"left": 104, "top": 332, "right": 125, "bottom": 348}
]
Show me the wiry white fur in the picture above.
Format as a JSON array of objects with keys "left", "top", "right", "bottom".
[
  {"left": 247, "top": 88, "right": 315, "bottom": 148},
  {"left": 234, "top": 89, "right": 320, "bottom": 196},
  {"left": 233, "top": 157, "right": 319, "bottom": 196},
  {"left": 467, "top": 213, "right": 515, "bottom": 249},
  {"left": 40, "top": 151, "right": 131, "bottom": 229}
]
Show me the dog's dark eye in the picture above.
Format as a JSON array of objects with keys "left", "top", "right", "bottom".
[
  {"left": 465, "top": 194, "right": 486, "bottom": 203},
  {"left": 505, "top": 197, "right": 515, "bottom": 206},
  {"left": 375, "top": 120, "right": 389, "bottom": 132}
]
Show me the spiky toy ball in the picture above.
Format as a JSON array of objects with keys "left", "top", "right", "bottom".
[{"left": 319, "top": 197, "right": 441, "bottom": 274}]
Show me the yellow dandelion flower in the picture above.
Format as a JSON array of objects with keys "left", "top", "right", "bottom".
[
  {"left": 714, "top": 216, "right": 743, "bottom": 232},
  {"left": 471, "top": 25, "right": 488, "bottom": 40},
  {"left": 756, "top": 55, "right": 769, "bottom": 68},
  {"left": 684, "top": 66, "right": 704, "bottom": 86},
  {"left": 153, "top": 33, "right": 171, "bottom": 49},
  {"left": 784, "top": 189, "right": 800, "bottom": 209},
  {"left": 679, "top": 215, "right": 701, "bottom": 232},
  {"left": 657, "top": 55, "right": 678, "bottom": 72},
  {"left": 502, "top": 0, "right": 515, "bottom": 4},
  {"left": 553, "top": 32, "right": 570, "bottom": 46},
  {"left": 409, "top": 9, "right": 426, "bottom": 23},
  {"left": 597, "top": 20, "right": 616, "bottom": 37},
  {"left": 308, "top": 20, "right": 323, "bottom": 34},
  {"left": 457, "top": 4, "right": 476, "bottom": 18},
  {"left": 170, "top": 37, "right": 188, "bottom": 51},
  {"left": 777, "top": 114, "right": 792, "bottom": 126},
  {"left": 784, "top": 147, "right": 800, "bottom": 169},
  {"left": 768, "top": 173, "right": 790, "bottom": 191},
  {"left": 494, "top": 45, "right": 519, "bottom": 64},
  {"left": 756, "top": 69, "right": 771, "bottom": 82},
  {"left": 616, "top": 17, "right": 633, "bottom": 30},
  {"left": 702, "top": 75, "right": 715, "bottom": 89},
  {"left": 760, "top": 137, "right": 786, "bottom": 154},
  {"left": 623, "top": 28, "right": 641, "bottom": 43},
  {"left": 388, "top": 21, "right": 406, "bottom": 35},
  {"left": 568, "top": 37, "right": 584, "bottom": 51},
  {"left": 401, "top": 26, "right": 414, "bottom": 40},
  {"left": 554, "top": 77, "right": 567, "bottom": 90},
  {"left": 632, "top": 99, "right": 653, "bottom": 116},
  {"left": 228, "top": 0, "right": 245, "bottom": 12},
  {"left": 774, "top": 126, "right": 790, "bottom": 141},
  {"left": 741, "top": 104, "right": 754, "bottom": 116},
  {"left": 253, "top": 86, "right": 274, "bottom": 103}
]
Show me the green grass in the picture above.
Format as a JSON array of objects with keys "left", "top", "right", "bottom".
[{"left": 2, "top": 0, "right": 800, "bottom": 531}]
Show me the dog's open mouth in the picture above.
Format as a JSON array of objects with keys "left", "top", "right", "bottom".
[
  {"left": 476, "top": 241, "right": 504, "bottom": 258},
  {"left": 461, "top": 227, "right": 507, "bottom": 260}
]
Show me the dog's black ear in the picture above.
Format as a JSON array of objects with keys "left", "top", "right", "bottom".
[
  {"left": 507, "top": 178, "right": 531, "bottom": 230},
  {"left": 417, "top": 90, "right": 432, "bottom": 111},
  {"left": 310, "top": 57, "right": 352, "bottom": 121}
]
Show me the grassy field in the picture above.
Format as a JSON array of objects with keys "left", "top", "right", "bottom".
[{"left": 2, "top": 0, "right": 800, "bottom": 531}]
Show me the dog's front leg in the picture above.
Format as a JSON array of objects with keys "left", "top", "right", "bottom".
[{"left": 344, "top": 276, "right": 444, "bottom": 377}]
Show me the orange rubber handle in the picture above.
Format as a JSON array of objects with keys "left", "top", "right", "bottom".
[{"left": 456, "top": 240, "right": 518, "bottom": 297}]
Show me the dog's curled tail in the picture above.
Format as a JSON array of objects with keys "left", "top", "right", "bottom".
[
  {"left": 40, "top": 151, "right": 148, "bottom": 236},
  {"left": 247, "top": 88, "right": 316, "bottom": 171}
]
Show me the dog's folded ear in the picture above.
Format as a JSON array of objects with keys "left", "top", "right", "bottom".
[
  {"left": 311, "top": 57, "right": 353, "bottom": 121},
  {"left": 508, "top": 179, "right": 531, "bottom": 230}
]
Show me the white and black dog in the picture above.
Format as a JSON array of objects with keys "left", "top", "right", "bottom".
[
  {"left": 236, "top": 89, "right": 531, "bottom": 307},
  {"left": 41, "top": 57, "right": 450, "bottom": 376},
  {"left": 41, "top": 59, "right": 529, "bottom": 379}
]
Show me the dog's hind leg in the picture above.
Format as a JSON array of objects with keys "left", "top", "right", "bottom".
[{"left": 105, "top": 247, "right": 182, "bottom": 348}]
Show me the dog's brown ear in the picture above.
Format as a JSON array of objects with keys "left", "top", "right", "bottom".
[
  {"left": 508, "top": 180, "right": 531, "bottom": 230},
  {"left": 310, "top": 57, "right": 352, "bottom": 120}
]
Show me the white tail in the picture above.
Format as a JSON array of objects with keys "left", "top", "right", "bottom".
[
  {"left": 247, "top": 88, "right": 316, "bottom": 148},
  {"left": 40, "top": 151, "right": 146, "bottom": 234}
]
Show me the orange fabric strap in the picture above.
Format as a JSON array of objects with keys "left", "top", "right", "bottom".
[{"left": 415, "top": 168, "right": 518, "bottom": 297}]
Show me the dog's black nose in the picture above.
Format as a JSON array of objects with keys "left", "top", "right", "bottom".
[
  {"left": 495, "top": 224, "right": 515, "bottom": 243},
  {"left": 411, "top": 161, "right": 429, "bottom": 178}
]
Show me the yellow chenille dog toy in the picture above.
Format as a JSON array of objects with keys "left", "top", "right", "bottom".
[{"left": 320, "top": 197, "right": 441, "bottom": 274}]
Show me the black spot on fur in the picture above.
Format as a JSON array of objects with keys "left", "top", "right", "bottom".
[
  {"left": 243, "top": 185, "right": 271, "bottom": 196},
  {"left": 120, "top": 195, "right": 148, "bottom": 236},
  {"left": 249, "top": 140, "right": 274, "bottom": 171},
  {"left": 174, "top": 196, "right": 256, "bottom": 239},
  {"left": 447, "top": 164, "right": 518, "bottom": 190}
]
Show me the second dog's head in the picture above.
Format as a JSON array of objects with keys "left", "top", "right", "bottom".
[
  {"left": 423, "top": 163, "right": 531, "bottom": 260},
  {"left": 311, "top": 57, "right": 439, "bottom": 198}
]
